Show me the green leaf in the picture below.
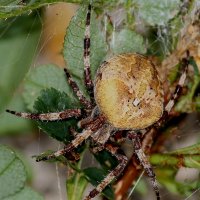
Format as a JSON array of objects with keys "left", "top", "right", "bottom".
[
  {"left": 63, "top": 4, "right": 107, "bottom": 95},
  {"left": 0, "top": 1, "right": 120, "bottom": 19},
  {"left": 195, "top": 96, "right": 200, "bottom": 111},
  {"left": 151, "top": 154, "right": 200, "bottom": 168},
  {"left": 0, "top": 13, "right": 41, "bottom": 112},
  {"left": 66, "top": 172, "right": 88, "bottom": 200},
  {"left": 0, "top": 145, "right": 26, "bottom": 199},
  {"left": 0, "top": 0, "right": 73, "bottom": 18},
  {"left": 4, "top": 187, "right": 43, "bottom": 200},
  {"left": 157, "top": 168, "right": 200, "bottom": 196},
  {"left": 168, "top": 63, "right": 181, "bottom": 84},
  {"left": 169, "top": 142, "right": 200, "bottom": 155},
  {"left": 156, "top": 168, "right": 180, "bottom": 194},
  {"left": 83, "top": 167, "right": 114, "bottom": 200},
  {"left": 0, "top": 145, "right": 43, "bottom": 199},
  {"left": 111, "top": 29, "right": 146, "bottom": 54},
  {"left": 170, "top": 15, "right": 184, "bottom": 51},
  {"left": 133, "top": 0, "right": 181, "bottom": 25},
  {"left": 94, "top": 150, "right": 118, "bottom": 171},
  {"left": 33, "top": 88, "right": 80, "bottom": 142},
  {"left": 23, "top": 64, "right": 79, "bottom": 111},
  {"left": 0, "top": 94, "right": 31, "bottom": 135},
  {"left": 150, "top": 143, "right": 200, "bottom": 169}
]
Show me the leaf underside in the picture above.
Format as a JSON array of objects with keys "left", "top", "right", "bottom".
[{"left": 0, "top": 145, "right": 43, "bottom": 200}]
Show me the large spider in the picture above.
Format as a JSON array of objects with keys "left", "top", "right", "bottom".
[{"left": 6, "top": 4, "right": 190, "bottom": 200}]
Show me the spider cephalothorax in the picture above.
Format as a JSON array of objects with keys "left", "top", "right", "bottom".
[{"left": 6, "top": 4, "right": 190, "bottom": 200}]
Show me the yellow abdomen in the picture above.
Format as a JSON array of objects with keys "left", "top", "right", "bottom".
[{"left": 94, "top": 53, "right": 163, "bottom": 130}]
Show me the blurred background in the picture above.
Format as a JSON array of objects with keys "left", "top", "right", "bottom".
[{"left": 0, "top": 3, "right": 78, "bottom": 200}]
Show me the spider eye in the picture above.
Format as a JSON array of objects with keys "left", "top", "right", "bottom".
[{"left": 94, "top": 53, "right": 164, "bottom": 130}]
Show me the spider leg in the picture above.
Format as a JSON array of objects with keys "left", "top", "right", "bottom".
[
  {"left": 128, "top": 131, "right": 160, "bottom": 200},
  {"left": 84, "top": 4, "right": 94, "bottom": 100},
  {"left": 164, "top": 53, "right": 189, "bottom": 114},
  {"left": 6, "top": 108, "right": 81, "bottom": 121},
  {"left": 64, "top": 68, "right": 92, "bottom": 109},
  {"left": 110, "top": 130, "right": 127, "bottom": 144},
  {"left": 36, "top": 114, "right": 105, "bottom": 162},
  {"left": 36, "top": 129, "right": 93, "bottom": 162},
  {"left": 85, "top": 143, "right": 128, "bottom": 200},
  {"left": 78, "top": 106, "right": 100, "bottom": 128}
]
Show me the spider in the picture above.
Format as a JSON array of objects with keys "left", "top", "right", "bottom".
[{"left": 6, "top": 4, "right": 190, "bottom": 200}]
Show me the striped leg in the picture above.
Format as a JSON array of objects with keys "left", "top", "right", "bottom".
[
  {"left": 156, "top": 52, "right": 190, "bottom": 127},
  {"left": 37, "top": 129, "right": 93, "bottom": 162},
  {"left": 64, "top": 68, "right": 92, "bottom": 109},
  {"left": 6, "top": 109, "right": 81, "bottom": 121},
  {"left": 84, "top": 4, "right": 94, "bottom": 99},
  {"left": 85, "top": 143, "right": 128, "bottom": 200},
  {"left": 128, "top": 131, "right": 160, "bottom": 200},
  {"left": 165, "top": 56, "right": 189, "bottom": 113},
  {"left": 36, "top": 115, "right": 106, "bottom": 162}
]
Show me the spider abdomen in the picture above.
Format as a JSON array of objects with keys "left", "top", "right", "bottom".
[{"left": 94, "top": 53, "right": 164, "bottom": 130}]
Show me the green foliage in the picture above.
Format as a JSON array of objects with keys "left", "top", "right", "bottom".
[
  {"left": 0, "top": 0, "right": 120, "bottom": 19},
  {"left": 23, "top": 64, "right": 79, "bottom": 111},
  {"left": 33, "top": 88, "right": 80, "bottom": 142},
  {"left": 0, "top": 94, "right": 31, "bottom": 135},
  {"left": 150, "top": 143, "right": 200, "bottom": 168},
  {"left": 63, "top": 4, "right": 107, "bottom": 95},
  {"left": 0, "top": 12, "right": 41, "bottom": 134},
  {"left": 94, "top": 150, "right": 118, "bottom": 171},
  {"left": 66, "top": 172, "right": 88, "bottom": 200},
  {"left": 0, "top": 0, "right": 70, "bottom": 18},
  {"left": 111, "top": 29, "right": 146, "bottom": 54},
  {"left": 83, "top": 167, "right": 114, "bottom": 200},
  {"left": 0, "top": 145, "right": 25, "bottom": 199},
  {"left": 133, "top": 0, "right": 181, "bottom": 25},
  {"left": 170, "top": 142, "right": 200, "bottom": 155},
  {"left": 168, "top": 63, "right": 181, "bottom": 84},
  {"left": 157, "top": 167, "right": 200, "bottom": 196},
  {"left": 0, "top": 13, "right": 41, "bottom": 113},
  {"left": 151, "top": 143, "right": 200, "bottom": 197},
  {"left": 4, "top": 187, "right": 43, "bottom": 200},
  {"left": 0, "top": 145, "right": 43, "bottom": 200}
]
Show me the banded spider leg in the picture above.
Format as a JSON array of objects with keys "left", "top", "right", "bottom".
[
  {"left": 36, "top": 115, "right": 106, "bottom": 162},
  {"left": 85, "top": 142, "right": 128, "bottom": 200}
]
